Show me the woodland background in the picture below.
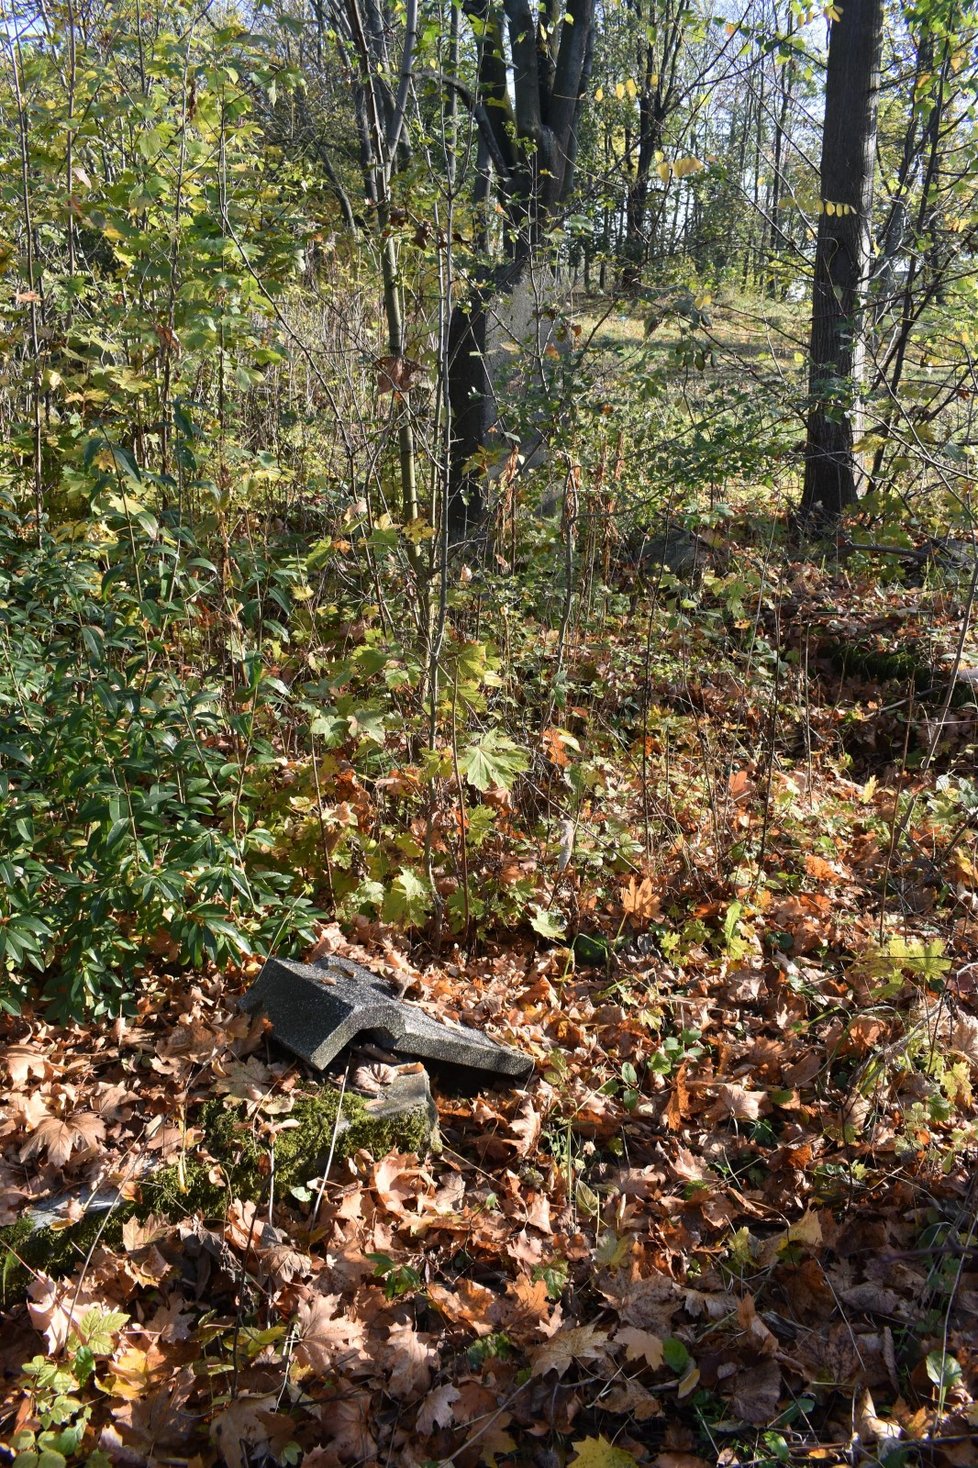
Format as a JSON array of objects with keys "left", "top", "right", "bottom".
[{"left": 2, "top": 1, "right": 978, "bottom": 1466}]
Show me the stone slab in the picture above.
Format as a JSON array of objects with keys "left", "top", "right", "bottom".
[{"left": 241, "top": 954, "right": 534, "bottom": 1081}]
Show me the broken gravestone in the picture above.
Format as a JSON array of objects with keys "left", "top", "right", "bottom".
[{"left": 240, "top": 954, "right": 534, "bottom": 1083}]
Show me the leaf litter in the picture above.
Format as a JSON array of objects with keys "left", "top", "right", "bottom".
[{"left": 2, "top": 564, "right": 978, "bottom": 1465}]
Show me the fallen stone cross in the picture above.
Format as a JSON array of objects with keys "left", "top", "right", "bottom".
[{"left": 241, "top": 953, "right": 535, "bottom": 1082}]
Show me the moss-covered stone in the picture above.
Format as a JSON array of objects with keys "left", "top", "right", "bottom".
[{"left": 2, "top": 1071, "right": 436, "bottom": 1305}]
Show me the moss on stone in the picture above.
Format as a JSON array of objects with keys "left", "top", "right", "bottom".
[{"left": 2, "top": 1074, "right": 434, "bottom": 1304}]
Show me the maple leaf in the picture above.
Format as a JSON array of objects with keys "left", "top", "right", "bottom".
[
  {"left": 261, "top": 1241, "right": 313, "bottom": 1285},
  {"left": 530, "top": 1322, "right": 610, "bottom": 1378},
  {"left": 599, "top": 1379, "right": 661, "bottom": 1421},
  {"left": 122, "top": 1215, "right": 166, "bottom": 1252},
  {"left": 569, "top": 1435, "right": 640, "bottom": 1468},
  {"left": 729, "top": 1357, "right": 782, "bottom": 1425},
  {"left": 854, "top": 1387, "right": 904, "bottom": 1453},
  {"left": 664, "top": 1061, "right": 689, "bottom": 1132},
  {"left": 104, "top": 1345, "right": 163, "bottom": 1400},
  {"left": 316, "top": 1392, "right": 377, "bottom": 1461},
  {"left": 371, "top": 1152, "right": 422, "bottom": 1213},
  {"left": 4, "top": 1044, "right": 53, "bottom": 1085},
  {"left": 614, "top": 1325, "right": 665, "bottom": 1369},
  {"left": 103, "top": 1363, "right": 197, "bottom": 1456},
  {"left": 705, "top": 1083, "right": 766, "bottom": 1123},
  {"left": 28, "top": 1273, "right": 97, "bottom": 1353},
  {"left": 509, "top": 1097, "right": 542, "bottom": 1156},
  {"left": 950, "top": 1012, "right": 978, "bottom": 1067},
  {"left": 21, "top": 1110, "right": 105, "bottom": 1168},
  {"left": 651, "top": 1456, "right": 713, "bottom": 1468},
  {"left": 210, "top": 1395, "right": 280, "bottom": 1468},
  {"left": 212, "top": 1055, "right": 275, "bottom": 1102},
  {"left": 374, "top": 354, "right": 426, "bottom": 395},
  {"left": 296, "top": 1292, "right": 368, "bottom": 1373},
  {"left": 542, "top": 725, "right": 577, "bottom": 768},
  {"left": 300, "top": 1452, "right": 343, "bottom": 1468},
  {"left": 622, "top": 875, "right": 662, "bottom": 923},
  {"left": 428, "top": 1280, "right": 497, "bottom": 1334},
  {"left": 607, "top": 1272, "right": 682, "bottom": 1335},
  {"left": 383, "top": 1320, "right": 438, "bottom": 1397},
  {"left": 416, "top": 1382, "right": 460, "bottom": 1434}
]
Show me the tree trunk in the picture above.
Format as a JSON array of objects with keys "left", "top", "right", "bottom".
[
  {"left": 445, "top": 0, "right": 594, "bottom": 546},
  {"left": 801, "top": 0, "right": 884, "bottom": 524},
  {"left": 446, "top": 298, "right": 492, "bottom": 546}
]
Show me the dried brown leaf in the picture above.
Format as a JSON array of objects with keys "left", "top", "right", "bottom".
[
  {"left": 530, "top": 1322, "right": 610, "bottom": 1378},
  {"left": 21, "top": 1110, "right": 105, "bottom": 1168}
]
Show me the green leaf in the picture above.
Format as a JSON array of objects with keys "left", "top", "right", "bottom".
[
  {"left": 35, "top": 1452, "right": 67, "bottom": 1468},
  {"left": 74, "top": 1307, "right": 129, "bottom": 1356},
  {"left": 925, "top": 1349, "right": 962, "bottom": 1391},
  {"left": 662, "top": 1337, "right": 690, "bottom": 1373},
  {"left": 458, "top": 728, "right": 529, "bottom": 793},
  {"left": 383, "top": 869, "right": 432, "bottom": 928},
  {"left": 530, "top": 906, "right": 566, "bottom": 940}
]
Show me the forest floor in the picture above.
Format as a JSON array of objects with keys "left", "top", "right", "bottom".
[{"left": 3, "top": 541, "right": 978, "bottom": 1468}]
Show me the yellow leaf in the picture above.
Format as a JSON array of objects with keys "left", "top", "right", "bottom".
[
  {"left": 594, "top": 86, "right": 604, "bottom": 101},
  {"left": 615, "top": 82, "right": 625, "bottom": 100},
  {"left": 625, "top": 77, "right": 637, "bottom": 98},
  {"left": 673, "top": 156, "right": 704, "bottom": 178},
  {"left": 569, "top": 1436, "right": 640, "bottom": 1468},
  {"left": 677, "top": 1362, "right": 701, "bottom": 1398},
  {"left": 657, "top": 161, "right": 672, "bottom": 183},
  {"left": 403, "top": 517, "right": 436, "bottom": 545},
  {"left": 104, "top": 1347, "right": 154, "bottom": 1400}
]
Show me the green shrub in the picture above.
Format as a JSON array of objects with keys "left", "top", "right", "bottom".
[{"left": 0, "top": 499, "right": 320, "bottom": 1018}]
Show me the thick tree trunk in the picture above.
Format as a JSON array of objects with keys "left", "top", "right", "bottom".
[{"left": 801, "top": 0, "right": 884, "bottom": 524}]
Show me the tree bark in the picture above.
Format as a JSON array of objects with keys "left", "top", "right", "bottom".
[
  {"left": 801, "top": 0, "right": 884, "bottom": 524},
  {"left": 445, "top": 0, "right": 594, "bottom": 546}
]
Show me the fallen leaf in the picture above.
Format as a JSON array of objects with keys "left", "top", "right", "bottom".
[
  {"left": 614, "top": 1325, "right": 665, "bottom": 1369},
  {"left": 416, "top": 1382, "right": 460, "bottom": 1434},
  {"left": 383, "top": 1319, "right": 438, "bottom": 1397},
  {"left": 21, "top": 1110, "right": 105, "bottom": 1168},
  {"left": 569, "top": 1435, "right": 641, "bottom": 1468},
  {"left": 4, "top": 1044, "right": 54, "bottom": 1085},
  {"left": 530, "top": 1322, "right": 610, "bottom": 1378},
  {"left": 296, "top": 1292, "right": 368, "bottom": 1373}
]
